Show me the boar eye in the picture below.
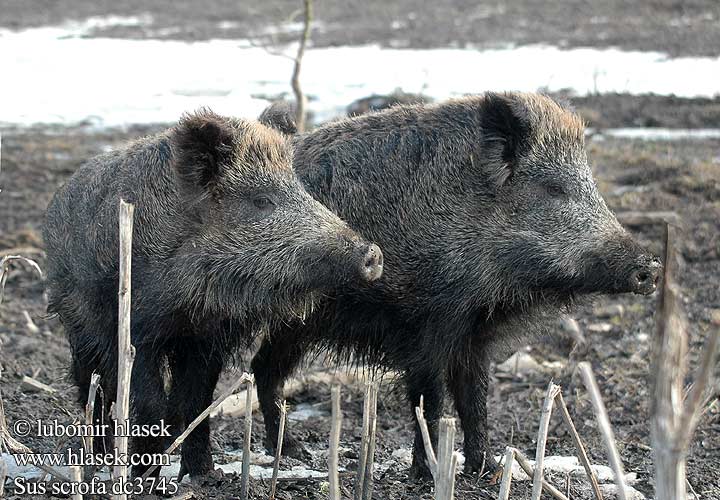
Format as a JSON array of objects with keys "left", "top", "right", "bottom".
[
  {"left": 252, "top": 196, "right": 275, "bottom": 210},
  {"left": 546, "top": 184, "right": 565, "bottom": 197}
]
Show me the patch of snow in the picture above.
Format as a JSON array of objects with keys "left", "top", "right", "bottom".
[
  {"left": 1, "top": 22, "right": 720, "bottom": 127},
  {"left": 601, "top": 483, "right": 647, "bottom": 500},
  {"left": 288, "top": 403, "right": 328, "bottom": 422},
  {"left": 496, "top": 352, "right": 545, "bottom": 374},
  {"left": 600, "top": 128, "right": 720, "bottom": 140},
  {"left": 217, "top": 21, "right": 240, "bottom": 30},
  {"left": 494, "top": 454, "right": 638, "bottom": 486}
]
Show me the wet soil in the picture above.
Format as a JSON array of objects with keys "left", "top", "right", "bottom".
[
  {"left": 2, "top": 0, "right": 720, "bottom": 57},
  {"left": 0, "top": 126, "right": 718, "bottom": 499},
  {"left": 1, "top": 1, "right": 719, "bottom": 498}
]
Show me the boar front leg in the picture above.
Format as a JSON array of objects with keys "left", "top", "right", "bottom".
[
  {"left": 168, "top": 339, "right": 224, "bottom": 479},
  {"left": 447, "top": 346, "right": 498, "bottom": 475}
]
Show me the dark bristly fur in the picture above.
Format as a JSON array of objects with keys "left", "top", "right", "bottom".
[
  {"left": 253, "top": 92, "right": 661, "bottom": 477},
  {"left": 42, "top": 110, "right": 383, "bottom": 480}
]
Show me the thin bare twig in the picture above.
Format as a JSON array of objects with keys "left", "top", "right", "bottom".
[
  {"left": 329, "top": 386, "right": 342, "bottom": 500},
  {"left": 269, "top": 400, "right": 287, "bottom": 500},
  {"left": 361, "top": 383, "right": 378, "bottom": 500},
  {"left": 577, "top": 362, "right": 627, "bottom": 500},
  {"left": 84, "top": 374, "right": 101, "bottom": 455},
  {"left": 615, "top": 211, "right": 681, "bottom": 227},
  {"left": 511, "top": 448, "right": 570, "bottom": 500},
  {"left": 414, "top": 395, "right": 438, "bottom": 478},
  {"left": 497, "top": 447, "right": 515, "bottom": 500},
  {"left": 69, "top": 462, "right": 83, "bottom": 500},
  {"left": 113, "top": 200, "right": 135, "bottom": 500},
  {"left": 291, "top": 0, "right": 312, "bottom": 132},
  {"left": 141, "top": 372, "right": 254, "bottom": 480},
  {"left": 0, "top": 255, "right": 43, "bottom": 307},
  {"left": 240, "top": 375, "right": 255, "bottom": 500},
  {"left": 83, "top": 373, "right": 102, "bottom": 481},
  {"left": 677, "top": 310, "right": 720, "bottom": 446},
  {"left": 555, "top": 392, "right": 604, "bottom": 500},
  {"left": 532, "top": 381, "right": 561, "bottom": 500}
]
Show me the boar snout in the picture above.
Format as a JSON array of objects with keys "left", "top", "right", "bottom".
[
  {"left": 628, "top": 256, "right": 662, "bottom": 295},
  {"left": 359, "top": 243, "right": 384, "bottom": 282}
]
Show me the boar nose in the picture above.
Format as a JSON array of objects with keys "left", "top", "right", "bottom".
[
  {"left": 359, "top": 244, "right": 384, "bottom": 282},
  {"left": 629, "top": 257, "right": 662, "bottom": 295}
]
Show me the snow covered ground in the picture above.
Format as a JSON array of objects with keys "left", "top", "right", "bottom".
[{"left": 1, "top": 16, "right": 719, "bottom": 128}]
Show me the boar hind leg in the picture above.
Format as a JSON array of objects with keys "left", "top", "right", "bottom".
[
  {"left": 447, "top": 348, "right": 498, "bottom": 474},
  {"left": 129, "top": 348, "right": 169, "bottom": 479},
  {"left": 405, "top": 366, "right": 445, "bottom": 480},
  {"left": 168, "top": 340, "right": 223, "bottom": 479},
  {"left": 252, "top": 330, "right": 310, "bottom": 460}
]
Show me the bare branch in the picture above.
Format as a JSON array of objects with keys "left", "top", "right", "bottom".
[
  {"left": 555, "top": 392, "right": 604, "bottom": 500},
  {"left": 414, "top": 395, "right": 438, "bottom": 478},
  {"left": 329, "top": 386, "right": 342, "bottom": 500},
  {"left": 531, "top": 381, "right": 561, "bottom": 500},
  {"left": 511, "top": 448, "right": 570, "bottom": 500},
  {"left": 497, "top": 447, "right": 515, "bottom": 500},
  {"left": 291, "top": 0, "right": 312, "bottom": 132},
  {"left": 141, "top": 372, "right": 254, "bottom": 480},
  {"left": 240, "top": 376, "right": 255, "bottom": 500},
  {"left": 577, "top": 362, "right": 628, "bottom": 500},
  {"left": 269, "top": 400, "right": 287, "bottom": 500},
  {"left": 113, "top": 200, "right": 135, "bottom": 500}
]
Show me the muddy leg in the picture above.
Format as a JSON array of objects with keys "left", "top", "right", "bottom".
[
  {"left": 447, "top": 347, "right": 498, "bottom": 475},
  {"left": 405, "top": 366, "right": 445, "bottom": 480},
  {"left": 168, "top": 340, "right": 223, "bottom": 479},
  {"left": 251, "top": 330, "right": 309, "bottom": 460},
  {"left": 129, "top": 347, "right": 169, "bottom": 479}
]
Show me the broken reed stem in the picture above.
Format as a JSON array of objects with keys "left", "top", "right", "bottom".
[
  {"left": 436, "top": 418, "right": 458, "bottom": 500},
  {"left": 291, "top": 0, "right": 312, "bottom": 133},
  {"left": 678, "top": 310, "right": 720, "bottom": 446},
  {"left": 497, "top": 447, "right": 515, "bottom": 500},
  {"left": 649, "top": 224, "right": 720, "bottom": 500},
  {"left": 142, "top": 372, "right": 254, "bottom": 480},
  {"left": 555, "top": 392, "right": 604, "bottom": 500},
  {"left": 650, "top": 222, "right": 687, "bottom": 500},
  {"left": 0, "top": 255, "right": 43, "bottom": 308},
  {"left": 269, "top": 400, "right": 287, "bottom": 500},
  {"left": 113, "top": 200, "right": 135, "bottom": 500},
  {"left": 83, "top": 373, "right": 101, "bottom": 457},
  {"left": 511, "top": 448, "right": 569, "bottom": 500},
  {"left": 240, "top": 375, "right": 255, "bottom": 500},
  {"left": 361, "top": 383, "right": 378, "bottom": 500},
  {"left": 531, "top": 381, "right": 561, "bottom": 500},
  {"left": 414, "top": 395, "right": 438, "bottom": 478},
  {"left": 69, "top": 463, "right": 83, "bottom": 500},
  {"left": 354, "top": 383, "right": 371, "bottom": 500},
  {"left": 615, "top": 211, "right": 681, "bottom": 227},
  {"left": 577, "top": 362, "right": 628, "bottom": 500},
  {"left": 328, "top": 386, "right": 342, "bottom": 500}
]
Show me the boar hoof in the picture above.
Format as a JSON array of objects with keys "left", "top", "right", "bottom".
[
  {"left": 463, "top": 455, "right": 500, "bottom": 476},
  {"left": 265, "top": 434, "right": 312, "bottom": 461},
  {"left": 408, "top": 461, "right": 433, "bottom": 481}
]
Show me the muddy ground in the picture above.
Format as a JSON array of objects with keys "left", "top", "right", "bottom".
[
  {"left": 3, "top": 0, "right": 720, "bottom": 57},
  {"left": 1, "top": 1, "right": 720, "bottom": 498},
  {"left": 1, "top": 112, "right": 719, "bottom": 500}
]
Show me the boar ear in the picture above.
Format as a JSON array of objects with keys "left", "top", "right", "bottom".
[
  {"left": 478, "top": 92, "right": 529, "bottom": 187},
  {"left": 258, "top": 101, "right": 298, "bottom": 136},
  {"left": 172, "top": 109, "right": 235, "bottom": 190}
]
